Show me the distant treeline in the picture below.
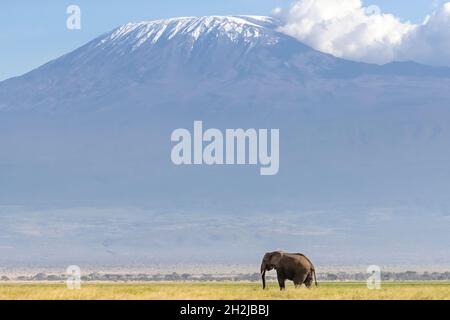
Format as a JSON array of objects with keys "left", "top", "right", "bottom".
[{"left": 1, "top": 271, "right": 450, "bottom": 282}]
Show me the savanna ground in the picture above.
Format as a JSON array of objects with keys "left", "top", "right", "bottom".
[{"left": 0, "top": 282, "right": 449, "bottom": 300}]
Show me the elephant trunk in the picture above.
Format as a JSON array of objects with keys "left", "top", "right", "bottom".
[{"left": 261, "top": 263, "right": 267, "bottom": 289}]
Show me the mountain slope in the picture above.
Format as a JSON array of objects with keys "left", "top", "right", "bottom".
[
  {"left": 0, "top": 16, "right": 303, "bottom": 112},
  {"left": 4, "top": 15, "right": 449, "bottom": 113},
  {"left": 1, "top": 16, "right": 450, "bottom": 265}
]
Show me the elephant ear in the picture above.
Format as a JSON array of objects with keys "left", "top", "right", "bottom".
[{"left": 269, "top": 251, "right": 284, "bottom": 266}]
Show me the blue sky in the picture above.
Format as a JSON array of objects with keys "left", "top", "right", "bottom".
[{"left": 0, "top": 1, "right": 447, "bottom": 81}]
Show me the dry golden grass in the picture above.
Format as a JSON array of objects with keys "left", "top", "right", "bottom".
[{"left": 0, "top": 282, "right": 449, "bottom": 300}]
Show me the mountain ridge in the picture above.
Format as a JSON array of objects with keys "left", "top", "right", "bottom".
[{"left": 3, "top": 15, "right": 450, "bottom": 113}]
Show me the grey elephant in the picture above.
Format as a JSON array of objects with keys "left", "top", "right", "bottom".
[{"left": 260, "top": 251, "right": 318, "bottom": 290}]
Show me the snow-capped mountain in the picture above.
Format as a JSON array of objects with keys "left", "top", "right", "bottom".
[
  {"left": 101, "top": 16, "right": 279, "bottom": 47},
  {"left": 1, "top": 16, "right": 450, "bottom": 266},
  {"left": 2, "top": 15, "right": 450, "bottom": 113},
  {"left": 0, "top": 15, "right": 323, "bottom": 112}
]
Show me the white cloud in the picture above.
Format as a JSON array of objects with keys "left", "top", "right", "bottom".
[
  {"left": 276, "top": 0, "right": 450, "bottom": 67},
  {"left": 398, "top": 3, "right": 450, "bottom": 66}
]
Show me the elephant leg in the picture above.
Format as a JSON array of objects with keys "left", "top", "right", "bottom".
[
  {"left": 304, "top": 273, "right": 313, "bottom": 288},
  {"left": 294, "top": 274, "right": 307, "bottom": 289},
  {"left": 277, "top": 272, "right": 286, "bottom": 291}
]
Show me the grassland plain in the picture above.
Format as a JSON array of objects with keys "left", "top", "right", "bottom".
[{"left": 0, "top": 282, "right": 449, "bottom": 300}]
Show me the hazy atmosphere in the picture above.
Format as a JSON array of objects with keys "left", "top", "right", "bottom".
[{"left": 1, "top": 1, "right": 450, "bottom": 271}]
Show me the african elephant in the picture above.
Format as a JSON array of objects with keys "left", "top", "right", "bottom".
[{"left": 260, "top": 251, "right": 318, "bottom": 290}]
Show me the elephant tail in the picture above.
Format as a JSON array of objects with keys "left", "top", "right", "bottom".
[{"left": 313, "top": 268, "right": 318, "bottom": 287}]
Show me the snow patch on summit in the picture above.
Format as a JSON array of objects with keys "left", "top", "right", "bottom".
[{"left": 97, "top": 16, "right": 280, "bottom": 51}]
